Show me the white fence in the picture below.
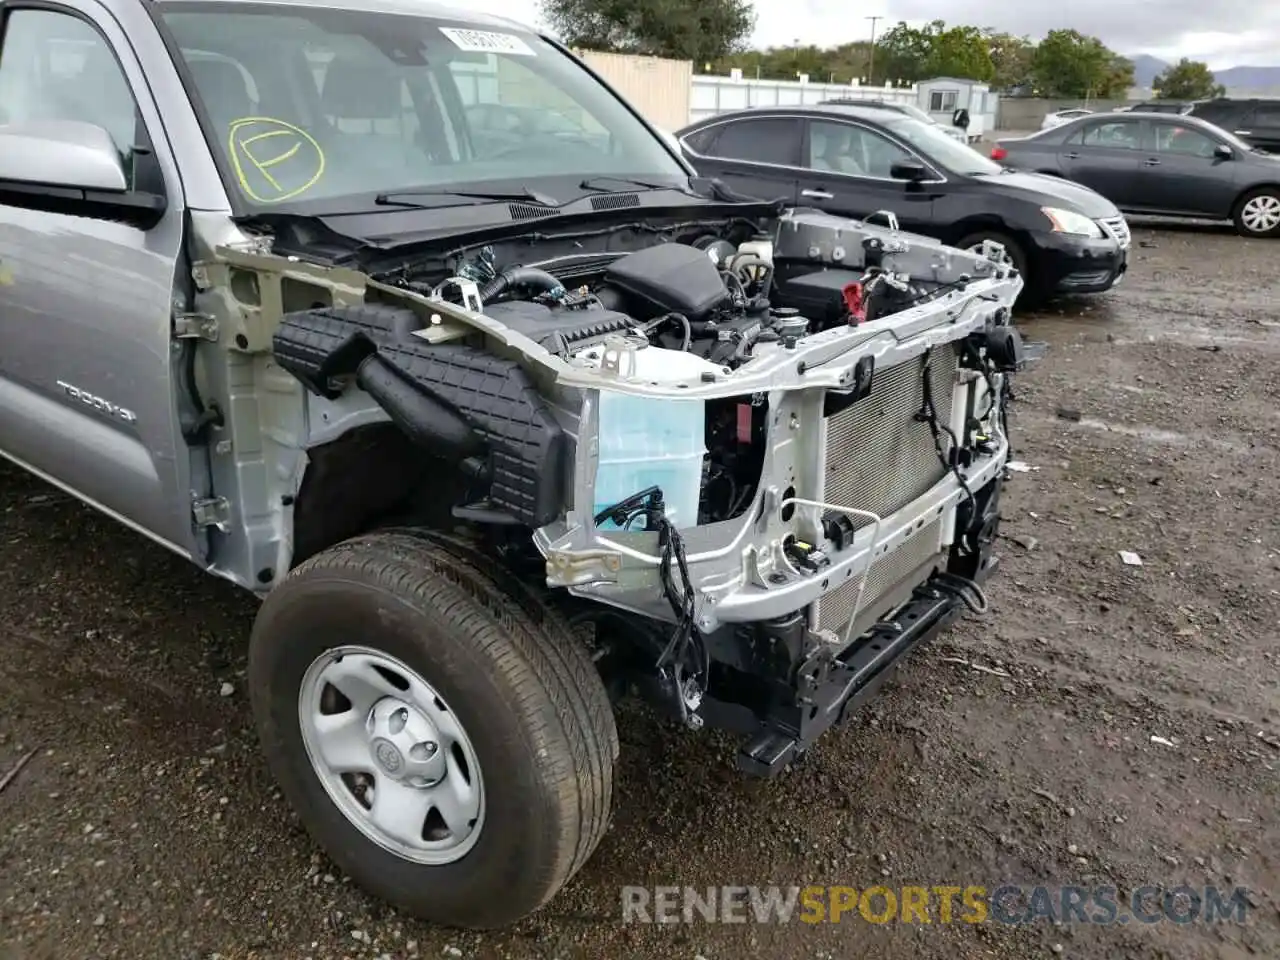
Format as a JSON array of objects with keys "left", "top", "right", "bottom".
[{"left": 690, "top": 74, "right": 920, "bottom": 125}]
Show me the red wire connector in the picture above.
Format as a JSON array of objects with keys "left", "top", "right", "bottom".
[{"left": 842, "top": 281, "right": 866, "bottom": 324}]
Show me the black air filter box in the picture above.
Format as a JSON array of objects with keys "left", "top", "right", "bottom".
[
  {"left": 778, "top": 269, "right": 863, "bottom": 325},
  {"left": 602, "top": 243, "right": 730, "bottom": 322}
]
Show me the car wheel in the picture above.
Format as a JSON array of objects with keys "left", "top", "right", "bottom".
[
  {"left": 956, "top": 229, "right": 1039, "bottom": 306},
  {"left": 1233, "top": 188, "right": 1280, "bottom": 238},
  {"left": 248, "top": 530, "right": 617, "bottom": 929}
]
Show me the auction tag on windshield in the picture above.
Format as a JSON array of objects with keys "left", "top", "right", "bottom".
[{"left": 440, "top": 27, "right": 535, "bottom": 56}]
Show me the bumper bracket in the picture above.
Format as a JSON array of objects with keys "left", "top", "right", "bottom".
[{"left": 736, "top": 556, "right": 999, "bottom": 777}]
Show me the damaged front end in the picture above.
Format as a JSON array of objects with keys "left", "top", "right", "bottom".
[{"left": 250, "top": 206, "right": 1036, "bottom": 774}]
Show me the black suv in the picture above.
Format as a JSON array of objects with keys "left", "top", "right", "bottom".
[
  {"left": 1189, "top": 99, "right": 1280, "bottom": 151},
  {"left": 1126, "top": 100, "right": 1196, "bottom": 115}
]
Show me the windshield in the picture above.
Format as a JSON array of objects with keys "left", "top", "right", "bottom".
[
  {"left": 156, "top": 2, "right": 686, "bottom": 210},
  {"left": 880, "top": 116, "right": 1002, "bottom": 176},
  {"left": 892, "top": 103, "right": 936, "bottom": 125}
]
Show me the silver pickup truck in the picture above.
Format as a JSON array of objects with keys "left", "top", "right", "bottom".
[{"left": 0, "top": 0, "right": 1032, "bottom": 930}]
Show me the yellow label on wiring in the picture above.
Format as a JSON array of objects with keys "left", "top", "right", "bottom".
[{"left": 227, "top": 117, "right": 325, "bottom": 203}]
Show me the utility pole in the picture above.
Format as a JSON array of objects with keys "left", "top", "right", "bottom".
[{"left": 866, "top": 16, "right": 882, "bottom": 85}]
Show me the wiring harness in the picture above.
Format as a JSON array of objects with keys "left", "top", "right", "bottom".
[{"left": 593, "top": 487, "right": 708, "bottom": 726}]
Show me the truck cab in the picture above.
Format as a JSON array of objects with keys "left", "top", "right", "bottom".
[{"left": 0, "top": 0, "right": 1029, "bottom": 930}]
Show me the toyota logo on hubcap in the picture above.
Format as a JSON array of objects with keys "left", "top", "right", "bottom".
[{"left": 373, "top": 739, "right": 403, "bottom": 773}]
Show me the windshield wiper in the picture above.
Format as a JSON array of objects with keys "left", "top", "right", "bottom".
[
  {"left": 579, "top": 175, "right": 695, "bottom": 195},
  {"left": 375, "top": 186, "right": 559, "bottom": 208}
]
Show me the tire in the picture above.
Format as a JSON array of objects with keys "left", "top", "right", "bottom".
[
  {"left": 955, "top": 229, "right": 1041, "bottom": 307},
  {"left": 956, "top": 228, "right": 1030, "bottom": 278},
  {"left": 248, "top": 530, "right": 617, "bottom": 929},
  {"left": 1233, "top": 187, "right": 1280, "bottom": 238}
]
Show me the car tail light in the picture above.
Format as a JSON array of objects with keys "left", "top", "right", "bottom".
[{"left": 990, "top": 145, "right": 1008, "bottom": 161}]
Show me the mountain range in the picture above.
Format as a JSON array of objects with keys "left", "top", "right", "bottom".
[{"left": 1128, "top": 53, "right": 1280, "bottom": 94}]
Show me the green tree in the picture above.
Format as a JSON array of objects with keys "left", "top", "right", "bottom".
[
  {"left": 541, "top": 0, "right": 755, "bottom": 63},
  {"left": 1154, "top": 58, "right": 1226, "bottom": 99},
  {"left": 874, "top": 20, "right": 993, "bottom": 84},
  {"left": 875, "top": 22, "right": 932, "bottom": 84},
  {"left": 984, "top": 30, "right": 1034, "bottom": 91},
  {"left": 1031, "top": 29, "right": 1132, "bottom": 98},
  {"left": 1100, "top": 54, "right": 1136, "bottom": 98},
  {"left": 926, "top": 23, "right": 995, "bottom": 81},
  {"left": 714, "top": 44, "right": 843, "bottom": 81}
]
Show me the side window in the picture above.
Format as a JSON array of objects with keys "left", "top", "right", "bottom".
[
  {"left": 1080, "top": 120, "right": 1141, "bottom": 150},
  {"left": 0, "top": 9, "right": 143, "bottom": 187},
  {"left": 1250, "top": 104, "right": 1280, "bottom": 126},
  {"left": 1154, "top": 125, "right": 1217, "bottom": 157},
  {"left": 809, "top": 120, "right": 912, "bottom": 178},
  {"left": 706, "top": 118, "right": 802, "bottom": 166},
  {"left": 928, "top": 90, "right": 958, "bottom": 112},
  {"left": 1195, "top": 104, "right": 1238, "bottom": 127},
  {"left": 681, "top": 126, "right": 720, "bottom": 155}
]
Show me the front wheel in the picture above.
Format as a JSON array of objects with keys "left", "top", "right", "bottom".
[
  {"left": 1233, "top": 188, "right": 1280, "bottom": 238},
  {"left": 247, "top": 531, "right": 618, "bottom": 929}
]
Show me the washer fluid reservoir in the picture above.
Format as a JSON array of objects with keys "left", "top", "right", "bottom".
[{"left": 576, "top": 340, "right": 724, "bottom": 530}]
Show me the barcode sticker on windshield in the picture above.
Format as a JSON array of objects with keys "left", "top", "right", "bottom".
[{"left": 440, "top": 27, "right": 535, "bottom": 56}]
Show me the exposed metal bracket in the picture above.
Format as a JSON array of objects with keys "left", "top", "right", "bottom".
[
  {"left": 174, "top": 312, "right": 220, "bottom": 341},
  {"left": 430, "top": 277, "right": 483, "bottom": 313},
  {"left": 191, "top": 494, "right": 231, "bottom": 531},
  {"left": 867, "top": 209, "right": 900, "bottom": 232}
]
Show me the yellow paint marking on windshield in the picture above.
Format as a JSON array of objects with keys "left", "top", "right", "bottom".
[
  {"left": 256, "top": 142, "right": 302, "bottom": 167},
  {"left": 227, "top": 117, "right": 325, "bottom": 203},
  {"left": 240, "top": 128, "right": 294, "bottom": 146}
]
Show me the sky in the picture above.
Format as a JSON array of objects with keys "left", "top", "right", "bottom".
[{"left": 479, "top": 0, "right": 1280, "bottom": 69}]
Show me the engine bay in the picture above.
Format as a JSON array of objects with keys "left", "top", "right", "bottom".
[
  {"left": 394, "top": 221, "right": 976, "bottom": 372},
  {"left": 351, "top": 211, "right": 1015, "bottom": 529}
]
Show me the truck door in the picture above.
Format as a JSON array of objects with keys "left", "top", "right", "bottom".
[{"left": 0, "top": 1, "right": 195, "bottom": 555}]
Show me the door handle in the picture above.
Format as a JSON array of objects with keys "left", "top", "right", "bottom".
[
  {"left": 1143, "top": 158, "right": 1161, "bottom": 166},
  {"left": 801, "top": 188, "right": 833, "bottom": 199},
  {"left": 1235, "top": 130, "right": 1252, "bottom": 135},
  {"left": 1063, "top": 152, "right": 1079, "bottom": 159}
]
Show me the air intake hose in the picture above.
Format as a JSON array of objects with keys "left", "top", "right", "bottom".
[
  {"left": 479, "top": 266, "right": 566, "bottom": 303},
  {"left": 355, "top": 354, "right": 485, "bottom": 460}
]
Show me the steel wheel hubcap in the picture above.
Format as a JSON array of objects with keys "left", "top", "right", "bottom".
[
  {"left": 1242, "top": 196, "right": 1280, "bottom": 232},
  {"left": 298, "top": 646, "right": 484, "bottom": 865}
]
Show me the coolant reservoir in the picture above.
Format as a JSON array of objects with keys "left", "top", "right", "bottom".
[
  {"left": 575, "top": 341, "right": 723, "bottom": 530},
  {"left": 735, "top": 234, "right": 774, "bottom": 264}
]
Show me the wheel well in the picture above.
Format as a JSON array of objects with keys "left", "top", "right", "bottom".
[
  {"left": 945, "top": 215, "right": 1006, "bottom": 247},
  {"left": 949, "top": 217, "right": 1031, "bottom": 256},
  {"left": 290, "top": 423, "right": 473, "bottom": 568},
  {"left": 1233, "top": 183, "right": 1280, "bottom": 216}
]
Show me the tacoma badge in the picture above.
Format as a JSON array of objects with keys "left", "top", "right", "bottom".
[{"left": 55, "top": 380, "right": 138, "bottom": 423}]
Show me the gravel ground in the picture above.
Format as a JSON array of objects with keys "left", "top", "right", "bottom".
[{"left": 2, "top": 221, "right": 1278, "bottom": 960}]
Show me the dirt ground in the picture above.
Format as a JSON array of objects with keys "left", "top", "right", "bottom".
[{"left": 1, "top": 221, "right": 1277, "bottom": 960}]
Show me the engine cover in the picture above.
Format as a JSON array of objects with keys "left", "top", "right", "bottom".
[
  {"left": 481, "top": 300, "right": 637, "bottom": 355},
  {"left": 601, "top": 242, "right": 731, "bottom": 322}
]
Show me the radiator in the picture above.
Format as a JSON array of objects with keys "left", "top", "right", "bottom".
[{"left": 814, "top": 346, "right": 958, "bottom": 634}]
